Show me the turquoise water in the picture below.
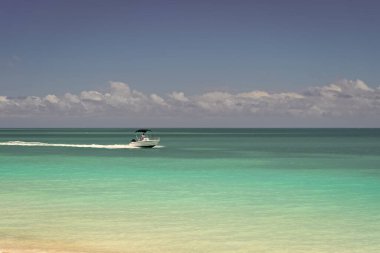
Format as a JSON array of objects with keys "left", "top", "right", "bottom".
[{"left": 0, "top": 129, "right": 380, "bottom": 252}]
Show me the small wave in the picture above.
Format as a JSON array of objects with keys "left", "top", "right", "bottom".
[{"left": 0, "top": 141, "right": 141, "bottom": 149}]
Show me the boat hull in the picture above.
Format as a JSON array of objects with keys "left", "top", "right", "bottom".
[{"left": 129, "top": 138, "right": 160, "bottom": 148}]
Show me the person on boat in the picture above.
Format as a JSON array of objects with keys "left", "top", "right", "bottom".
[{"left": 140, "top": 133, "right": 146, "bottom": 140}]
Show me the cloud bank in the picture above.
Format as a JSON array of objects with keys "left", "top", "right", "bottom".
[{"left": 1, "top": 80, "right": 379, "bottom": 127}]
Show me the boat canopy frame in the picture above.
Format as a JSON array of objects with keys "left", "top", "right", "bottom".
[{"left": 135, "top": 129, "right": 151, "bottom": 133}]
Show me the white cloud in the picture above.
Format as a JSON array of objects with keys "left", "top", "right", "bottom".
[
  {"left": 150, "top": 94, "right": 168, "bottom": 107},
  {"left": 80, "top": 90, "right": 104, "bottom": 102},
  {"left": 44, "top": 94, "right": 60, "bottom": 104},
  {"left": 169, "top": 91, "right": 189, "bottom": 102},
  {"left": 0, "top": 96, "right": 8, "bottom": 103},
  {"left": 63, "top": 93, "right": 81, "bottom": 104},
  {"left": 0, "top": 80, "right": 379, "bottom": 124}
]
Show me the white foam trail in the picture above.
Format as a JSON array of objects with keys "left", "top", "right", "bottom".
[{"left": 0, "top": 141, "right": 140, "bottom": 149}]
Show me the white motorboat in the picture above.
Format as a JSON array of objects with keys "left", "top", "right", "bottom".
[{"left": 129, "top": 129, "right": 160, "bottom": 148}]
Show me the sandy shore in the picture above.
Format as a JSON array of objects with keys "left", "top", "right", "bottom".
[
  {"left": 0, "top": 248, "right": 77, "bottom": 253},
  {"left": 0, "top": 239, "right": 92, "bottom": 253},
  {"left": 0, "top": 246, "right": 91, "bottom": 253}
]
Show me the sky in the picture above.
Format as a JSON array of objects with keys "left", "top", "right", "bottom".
[{"left": 0, "top": 0, "right": 379, "bottom": 127}]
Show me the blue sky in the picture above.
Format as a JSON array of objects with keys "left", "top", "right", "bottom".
[{"left": 0, "top": 0, "right": 379, "bottom": 127}]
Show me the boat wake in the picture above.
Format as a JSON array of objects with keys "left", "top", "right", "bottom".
[{"left": 0, "top": 141, "right": 159, "bottom": 149}]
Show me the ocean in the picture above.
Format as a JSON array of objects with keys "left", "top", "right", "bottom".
[{"left": 0, "top": 128, "right": 379, "bottom": 253}]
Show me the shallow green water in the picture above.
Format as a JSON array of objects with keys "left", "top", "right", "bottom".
[{"left": 0, "top": 129, "right": 380, "bottom": 252}]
